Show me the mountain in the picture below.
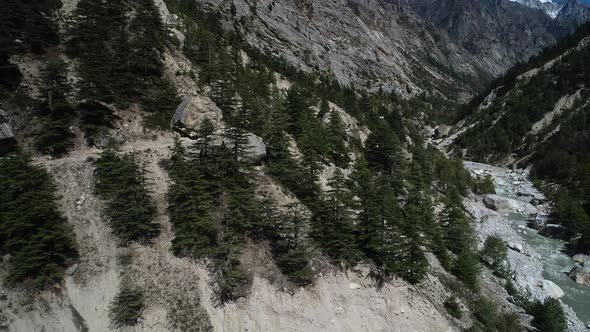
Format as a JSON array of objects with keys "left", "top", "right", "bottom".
[
  {"left": 1, "top": 0, "right": 589, "bottom": 331},
  {"left": 510, "top": 0, "right": 590, "bottom": 20},
  {"left": 450, "top": 22, "right": 590, "bottom": 253},
  {"left": 554, "top": 0, "right": 590, "bottom": 34},
  {"left": 509, "top": 0, "right": 564, "bottom": 18},
  {"left": 196, "top": 0, "right": 589, "bottom": 98}
]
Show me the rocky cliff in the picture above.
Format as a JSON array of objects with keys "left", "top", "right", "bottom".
[{"left": 193, "top": 0, "right": 589, "bottom": 98}]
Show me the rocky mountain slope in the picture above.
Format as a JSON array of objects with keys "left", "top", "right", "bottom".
[
  {"left": 0, "top": 0, "right": 587, "bottom": 331},
  {"left": 449, "top": 21, "right": 590, "bottom": 257},
  {"left": 192, "top": 0, "right": 590, "bottom": 98},
  {"left": 510, "top": 0, "right": 564, "bottom": 18}
]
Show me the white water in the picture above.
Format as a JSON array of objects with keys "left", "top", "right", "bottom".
[
  {"left": 508, "top": 212, "right": 590, "bottom": 324},
  {"left": 464, "top": 161, "right": 590, "bottom": 330}
]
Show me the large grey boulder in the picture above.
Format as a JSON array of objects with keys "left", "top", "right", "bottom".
[
  {"left": 223, "top": 132, "right": 267, "bottom": 162},
  {"left": 0, "top": 109, "right": 16, "bottom": 154},
  {"left": 507, "top": 242, "right": 523, "bottom": 253},
  {"left": 568, "top": 255, "right": 590, "bottom": 286},
  {"left": 171, "top": 96, "right": 223, "bottom": 137},
  {"left": 534, "top": 279, "right": 564, "bottom": 298},
  {"left": 483, "top": 196, "right": 497, "bottom": 210},
  {"left": 434, "top": 125, "right": 451, "bottom": 139}
]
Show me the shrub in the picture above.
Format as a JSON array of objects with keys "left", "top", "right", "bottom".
[
  {"left": 480, "top": 235, "right": 507, "bottom": 271},
  {"left": 529, "top": 298, "right": 567, "bottom": 332},
  {"left": 109, "top": 285, "right": 144, "bottom": 326},
  {"left": 444, "top": 296, "right": 462, "bottom": 318}
]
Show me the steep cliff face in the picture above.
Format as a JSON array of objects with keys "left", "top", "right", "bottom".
[
  {"left": 407, "top": 0, "right": 558, "bottom": 78},
  {"left": 554, "top": 0, "right": 590, "bottom": 34},
  {"left": 194, "top": 0, "right": 588, "bottom": 98}
]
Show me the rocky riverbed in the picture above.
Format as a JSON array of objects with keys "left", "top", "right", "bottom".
[{"left": 464, "top": 161, "right": 590, "bottom": 331}]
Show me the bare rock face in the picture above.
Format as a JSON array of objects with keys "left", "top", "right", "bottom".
[
  {"left": 0, "top": 109, "right": 16, "bottom": 154},
  {"left": 193, "top": 0, "right": 588, "bottom": 97}
]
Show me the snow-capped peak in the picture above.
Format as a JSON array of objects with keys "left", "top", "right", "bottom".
[{"left": 509, "top": 0, "right": 564, "bottom": 18}]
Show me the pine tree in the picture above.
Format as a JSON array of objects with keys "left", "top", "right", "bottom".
[
  {"left": 0, "top": 152, "right": 77, "bottom": 287},
  {"left": 325, "top": 111, "right": 350, "bottom": 167},
  {"left": 94, "top": 149, "right": 160, "bottom": 243},
  {"left": 365, "top": 120, "right": 402, "bottom": 174},
  {"left": 314, "top": 169, "right": 361, "bottom": 266},
  {"left": 271, "top": 204, "right": 313, "bottom": 286},
  {"left": 168, "top": 140, "right": 219, "bottom": 258},
  {"left": 34, "top": 59, "right": 75, "bottom": 157},
  {"left": 400, "top": 191, "right": 430, "bottom": 283}
]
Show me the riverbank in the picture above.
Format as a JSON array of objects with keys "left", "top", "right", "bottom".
[{"left": 463, "top": 161, "right": 589, "bottom": 331}]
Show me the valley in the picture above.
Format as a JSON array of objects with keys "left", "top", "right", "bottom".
[{"left": 1, "top": 0, "right": 590, "bottom": 331}]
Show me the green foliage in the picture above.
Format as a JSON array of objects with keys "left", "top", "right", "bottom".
[
  {"left": 314, "top": 169, "right": 362, "bottom": 267},
  {"left": 109, "top": 285, "right": 144, "bottom": 326},
  {"left": 473, "top": 175, "right": 496, "bottom": 195},
  {"left": 67, "top": 0, "right": 178, "bottom": 128},
  {"left": 94, "top": 149, "right": 160, "bottom": 243},
  {"left": 34, "top": 60, "right": 75, "bottom": 156},
  {"left": 444, "top": 296, "right": 462, "bottom": 318},
  {"left": 0, "top": 152, "right": 77, "bottom": 287},
  {"left": 453, "top": 251, "right": 480, "bottom": 291},
  {"left": 167, "top": 137, "right": 261, "bottom": 303},
  {"left": 480, "top": 235, "right": 507, "bottom": 271},
  {"left": 529, "top": 298, "right": 567, "bottom": 332},
  {"left": 364, "top": 120, "right": 403, "bottom": 174},
  {"left": 0, "top": 0, "right": 61, "bottom": 55},
  {"left": 468, "top": 297, "right": 522, "bottom": 332},
  {"left": 325, "top": 111, "right": 351, "bottom": 167}
]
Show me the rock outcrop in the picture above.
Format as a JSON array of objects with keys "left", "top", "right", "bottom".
[
  {"left": 569, "top": 255, "right": 590, "bottom": 286},
  {"left": 533, "top": 279, "right": 565, "bottom": 299},
  {"left": 0, "top": 109, "right": 16, "bottom": 154},
  {"left": 193, "top": 0, "right": 588, "bottom": 97},
  {"left": 171, "top": 95, "right": 223, "bottom": 137}
]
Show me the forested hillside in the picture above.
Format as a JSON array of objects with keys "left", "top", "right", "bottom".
[
  {"left": 0, "top": 0, "right": 577, "bottom": 331},
  {"left": 454, "top": 22, "right": 590, "bottom": 254}
]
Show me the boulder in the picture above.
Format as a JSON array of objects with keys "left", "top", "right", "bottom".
[
  {"left": 434, "top": 125, "right": 451, "bottom": 138},
  {"left": 171, "top": 96, "right": 223, "bottom": 137},
  {"left": 568, "top": 256, "right": 590, "bottom": 286},
  {"left": 508, "top": 242, "right": 523, "bottom": 253},
  {"left": 65, "top": 263, "right": 79, "bottom": 276},
  {"left": 421, "top": 125, "right": 435, "bottom": 137},
  {"left": 538, "top": 224, "right": 566, "bottom": 238},
  {"left": 534, "top": 279, "right": 564, "bottom": 298},
  {"left": 224, "top": 132, "right": 267, "bottom": 162},
  {"left": 0, "top": 109, "right": 16, "bottom": 154},
  {"left": 483, "top": 196, "right": 497, "bottom": 210},
  {"left": 349, "top": 282, "right": 362, "bottom": 290}
]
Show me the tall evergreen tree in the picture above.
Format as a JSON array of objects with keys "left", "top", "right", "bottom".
[
  {"left": 314, "top": 169, "right": 361, "bottom": 266},
  {"left": 0, "top": 152, "right": 77, "bottom": 287}
]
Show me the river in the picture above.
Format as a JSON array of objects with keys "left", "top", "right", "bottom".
[{"left": 464, "top": 161, "right": 590, "bottom": 330}]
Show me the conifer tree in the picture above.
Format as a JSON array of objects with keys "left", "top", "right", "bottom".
[
  {"left": 34, "top": 59, "right": 75, "bottom": 157},
  {"left": 325, "top": 111, "right": 350, "bottom": 167},
  {"left": 314, "top": 169, "right": 361, "bottom": 266},
  {"left": 0, "top": 152, "right": 77, "bottom": 287},
  {"left": 271, "top": 204, "right": 313, "bottom": 286},
  {"left": 94, "top": 149, "right": 160, "bottom": 243},
  {"left": 365, "top": 120, "right": 402, "bottom": 174}
]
